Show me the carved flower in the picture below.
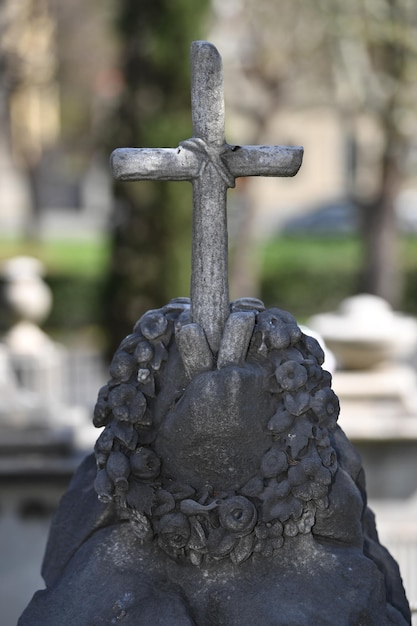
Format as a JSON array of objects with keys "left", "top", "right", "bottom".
[
  {"left": 290, "top": 454, "right": 332, "bottom": 502},
  {"left": 108, "top": 381, "right": 135, "bottom": 410},
  {"left": 318, "top": 444, "right": 338, "bottom": 473},
  {"left": 284, "top": 391, "right": 310, "bottom": 416},
  {"left": 261, "top": 488, "right": 303, "bottom": 523},
  {"left": 254, "top": 520, "right": 284, "bottom": 557},
  {"left": 138, "top": 310, "right": 168, "bottom": 341},
  {"left": 207, "top": 527, "right": 238, "bottom": 558},
  {"left": 295, "top": 503, "right": 316, "bottom": 534},
  {"left": 136, "top": 371, "right": 155, "bottom": 398},
  {"left": 292, "top": 478, "right": 329, "bottom": 502},
  {"left": 93, "top": 385, "right": 111, "bottom": 427},
  {"left": 302, "top": 358, "right": 324, "bottom": 387},
  {"left": 153, "top": 490, "right": 176, "bottom": 516},
  {"left": 261, "top": 448, "right": 288, "bottom": 478},
  {"left": 130, "top": 447, "right": 161, "bottom": 480},
  {"left": 134, "top": 340, "right": 154, "bottom": 364},
  {"left": 302, "top": 333, "right": 325, "bottom": 365},
  {"left": 254, "top": 309, "right": 302, "bottom": 354},
  {"left": 157, "top": 512, "right": 190, "bottom": 555},
  {"left": 137, "top": 368, "right": 151, "bottom": 383},
  {"left": 284, "top": 504, "right": 317, "bottom": 538},
  {"left": 118, "top": 333, "right": 140, "bottom": 354},
  {"left": 95, "top": 425, "right": 114, "bottom": 454},
  {"left": 267, "top": 407, "right": 295, "bottom": 433},
  {"left": 126, "top": 481, "right": 155, "bottom": 515},
  {"left": 241, "top": 476, "right": 264, "bottom": 499},
  {"left": 106, "top": 450, "right": 131, "bottom": 484},
  {"left": 280, "top": 348, "right": 305, "bottom": 364},
  {"left": 109, "top": 351, "right": 136, "bottom": 382},
  {"left": 275, "top": 361, "right": 308, "bottom": 391},
  {"left": 218, "top": 496, "right": 257, "bottom": 536},
  {"left": 110, "top": 421, "right": 138, "bottom": 449},
  {"left": 261, "top": 478, "right": 291, "bottom": 502},
  {"left": 310, "top": 387, "right": 340, "bottom": 428},
  {"left": 282, "top": 419, "right": 314, "bottom": 457},
  {"left": 128, "top": 391, "right": 149, "bottom": 425}
]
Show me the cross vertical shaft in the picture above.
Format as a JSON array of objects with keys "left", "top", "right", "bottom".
[{"left": 190, "top": 41, "right": 230, "bottom": 354}]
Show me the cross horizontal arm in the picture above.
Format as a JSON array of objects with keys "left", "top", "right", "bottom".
[
  {"left": 110, "top": 147, "right": 199, "bottom": 181},
  {"left": 110, "top": 144, "right": 303, "bottom": 183},
  {"left": 226, "top": 145, "right": 303, "bottom": 178}
]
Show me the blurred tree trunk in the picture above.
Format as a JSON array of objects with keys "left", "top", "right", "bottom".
[
  {"left": 104, "top": 0, "right": 209, "bottom": 353},
  {"left": 330, "top": 0, "right": 413, "bottom": 307},
  {"left": 359, "top": 132, "right": 403, "bottom": 305}
]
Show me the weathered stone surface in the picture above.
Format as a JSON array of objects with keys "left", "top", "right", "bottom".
[
  {"left": 19, "top": 490, "right": 407, "bottom": 626},
  {"left": 19, "top": 301, "right": 411, "bottom": 625}
]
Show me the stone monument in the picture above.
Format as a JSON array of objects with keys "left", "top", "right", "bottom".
[{"left": 19, "top": 42, "right": 411, "bottom": 625}]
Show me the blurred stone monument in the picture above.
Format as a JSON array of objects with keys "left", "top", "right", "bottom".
[
  {"left": 19, "top": 42, "right": 411, "bottom": 625},
  {"left": 0, "top": 256, "right": 93, "bottom": 468},
  {"left": 2, "top": 256, "right": 65, "bottom": 410},
  {"left": 309, "top": 294, "right": 417, "bottom": 433}
]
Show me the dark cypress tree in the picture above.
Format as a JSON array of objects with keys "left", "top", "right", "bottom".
[{"left": 104, "top": 0, "right": 210, "bottom": 353}]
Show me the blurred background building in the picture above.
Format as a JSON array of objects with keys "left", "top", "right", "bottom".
[{"left": 0, "top": 0, "right": 416, "bottom": 623}]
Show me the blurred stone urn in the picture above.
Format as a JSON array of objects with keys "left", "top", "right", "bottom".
[
  {"left": 0, "top": 256, "right": 68, "bottom": 410},
  {"left": 2, "top": 256, "right": 53, "bottom": 354},
  {"left": 308, "top": 294, "right": 417, "bottom": 370}
]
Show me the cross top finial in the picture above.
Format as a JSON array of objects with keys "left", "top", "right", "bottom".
[{"left": 111, "top": 41, "right": 303, "bottom": 354}]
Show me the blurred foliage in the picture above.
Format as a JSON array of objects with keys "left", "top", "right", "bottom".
[
  {"left": 0, "top": 237, "right": 110, "bottom": 277},
  {"left": 217, "top": 0, "right": 417, "bottom": 306},
  {"left": 259, "top": 234, "right": 417, "bottom": 320}
]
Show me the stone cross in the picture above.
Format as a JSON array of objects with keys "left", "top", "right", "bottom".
[{"left": 111, "top": 41, "right": 303, "bottom": 354}]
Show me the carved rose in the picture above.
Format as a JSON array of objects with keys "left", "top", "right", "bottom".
[
  {"left": 267, "top": 406, "right": 294, "bottom": 433},
  {"left": 137, "top": 310, "right": 168, "bottom": 341},
  {"left": 134, "top": 340, "right": 154, "bottom": 364},
  {"left": 282, "top": 419, "right": 313, "bottom": 457},
  {"left": 218, "top": 496, "right": 257, "bottom": 535},
  {"left": 275, "top": 361, "right": 308, "bottom": 391},
  {"left": 93, "top": 385, "right": 111, "bottom": 427},
  {"left": 109, "top": 351, "right": 136, "bottom": 382},
  {"left": 289, "top": 453, "right": 332, "bottom": 502},
  {"left": 302, "top": 333, "right": 325, "bottom": 365},
  {"left": 130, "top": 447, "right": 161, "bottom": 480},
  {"left": 254, "top": 309, "right": 302, "bottom": 354},
  {"left": 157, "top": 512, "right": 190, "bottom": 555},
  {"left": 261, "top": 448, "right": 288, "bottom": 478},
  {"left": 283, "top": 391, "right": 310, "bottom": 416},
  {"left": 310, "top": 387, "right": 340, "bottom": 428}
]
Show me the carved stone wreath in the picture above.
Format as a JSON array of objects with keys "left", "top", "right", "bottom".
[{"left": 93, "top": 298, "right": 339, "bottom": 566}]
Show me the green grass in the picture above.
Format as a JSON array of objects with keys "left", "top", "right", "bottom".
[
  {"left": 260, "top": 234, "right": 417, "bottom": 275},
  {"left": 0, "top": 233, "right": 415, "bottom": 334},
  {"left": 0, "top": 236, "right": 111, "bottom": 277},
  {"left": 258, "top": 234, "right": 417, "bottom": 320},
  {"left": 260, "top": 235, "right": 364, "bottom": 273}
]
